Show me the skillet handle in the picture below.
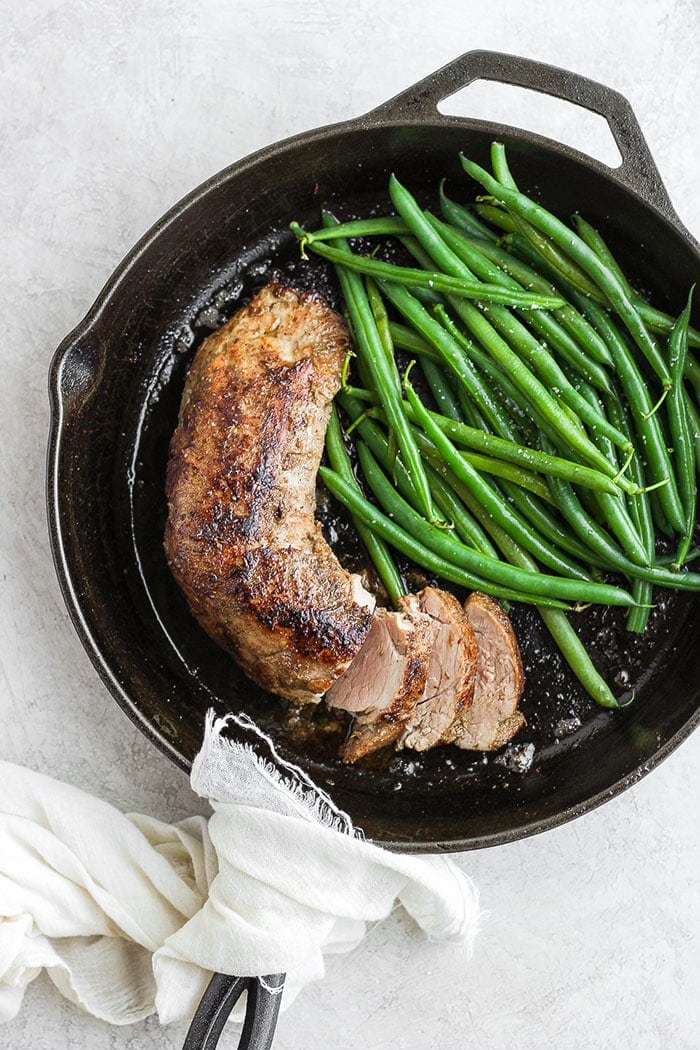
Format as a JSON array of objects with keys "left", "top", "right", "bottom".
[
  {"left": 182, "top": 973, "right": 285, "bottom": 1050},
  {"left": 364, "top": 49, "right": 682, "bottom": 227}
]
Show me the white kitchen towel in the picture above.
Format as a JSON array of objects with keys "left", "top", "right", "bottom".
[{"left": 0, "top": 711, "right": 479, "bottom": 1027}]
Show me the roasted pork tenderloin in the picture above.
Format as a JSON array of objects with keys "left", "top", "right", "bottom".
[{"left": 165, "top": 283, "right": 375, "bottom": 704}]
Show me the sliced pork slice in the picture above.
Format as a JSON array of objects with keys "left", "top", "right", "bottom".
[
  {"left": 451, "top": 592, "right": 526, "bottom": 751},
  {"left": 325, "top": 608, "right": 433, "bottom": 763},
  {"left": 398, "top": 588, "right": 477, "bottom": 752}
]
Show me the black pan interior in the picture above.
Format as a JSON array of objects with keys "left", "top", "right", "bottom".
[{"left": 50, "top": 121, "right": 700, "bottom": 850}]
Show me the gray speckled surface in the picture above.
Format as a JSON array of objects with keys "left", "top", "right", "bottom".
[{"left": 1, "top": 1, "right": 699, "bottom": 1047}]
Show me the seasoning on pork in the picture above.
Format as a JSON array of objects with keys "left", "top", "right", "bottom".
[
  {"left": 164, "top": 282, "right": 375, "bottom": 704},
  {"left": 451, "top": 592, "right": 526, "bottom": 750}
]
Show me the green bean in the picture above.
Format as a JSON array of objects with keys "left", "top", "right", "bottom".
[
  {"left": 300, "top": 216, "right": 409, "bottom": 242},
  {"left": 403, "top": 380, "right": 635, "bottom": 590},
  {"left": 571, "top": 214, "right": 700, "bottom": 353},
  {"left": 423, "top": 450, "right": 601, "bottom": 581},
  {"left": 339, "top": 392, "right": 500, "bottom": 559},
  {"left": 512, "top": 236, "right": 686, "bottom": 532},
  {"left": 657, "top": 548, "right": 700, "bottom": 566},
  {"left": 380, "top": 280, "right": 523, "bottom": 441},
  {"left": 408, "top": 423, "right": 556, "bottom": 507},
  {"left": 409, "top": 291, "right": 539, "bottom": 437},
  {"left": 325, "top": 407, "right": 405, "bottom": 607},
  {"left": 605, "top": 390, "right": 654, "bottom": 633},
  {"left": 545, "top": 457, "right": 700, "bottom": 590},
  {"left": 365, "top": 392, "right": 625, "bottom": 494},
  {"left": 366, "top": 276, "right": 401, "bottom": 469},
  {"left": 438, "top": 182, "right": 499, "bottom": 241},
  {"left": 473, "top": 202, "right": 519, "bottom": 234},
  {"left": 388, "top": 290, "right": 541, "bottom": 445},
  {"left": 648, "top": 489, "right": 674, "bottom": 539},
  {"left": 457, "top": 450, "right": 552, "bottom": 502},
  {"left": 353, "top": 441, "right": 635, "bottom": 604},
  {"left": 401, "top": 234, "right": 556, "bottom": 439},
  {"left": 461, "top": 149, "right": 672, "bottom": 387},
  {"left": 291, "top": 227, "right": 564, "bottom": 308},
  {"left": 440, "top": 291, "right": 620, "bottom": 475},
  {"left": 387, "top": 176, "right": 625, "bottom": 477},
  {"left": 321, "top": 214, "right": 437, "bottom": 524},
  {"left": 432, "top": 211, "right": 614, "bottom": 388},
  {"left": 385, "top": 321, "right": 442, "bottom": 361},
  {"left": 685, "top": 389, "right": 700, "bottom": 474},
  {"left": 439, "top": 226, "right": 614, "bottom": 378},
  {"left": 318, "top": 465, "right": 572, "bottom": 608},
  {"left": 499, "top": 479, "right": 612, "bottom": 570},
  {"left": 571, "top": 301, "right": 685, "bottom": 534},
  {"left": 473, "top": 287, "right": 631, "bottom": 454},
  {"left": 639, "top": 309, "right": 700, "bottom": 354},
  {"left": 365, "top": 277, "right": 401, "bottom": 397},
  {"left": 491, "top": 235, "right": 615, "bottom": 369},
  {"left": 490, "top": 143, "right": 607, "bottom": 306},
  {"left": 419, "top": 357, "right": 464, "bottom": 422},
  {"left": 393, "top": 237, "right": 445, "bottom": 306},
  {"left": 571, "top": 215, "right": 634, "bottom": 293},
  {"left": 573, "top": 379, "right": 648, "bottom": 565},
  {"left": 684, "top": 356, "right": 700, "bottom": 402},
  {"left": 430, "top": 305, "right": 551, "bottom": 445},
  {"left": 423, "top": 461, "right": 501, "bottom": 556},
  {"left": 667, "top": 291, "right": 697, "bottom": 568}
]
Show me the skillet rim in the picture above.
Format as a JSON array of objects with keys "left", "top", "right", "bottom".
[{"left": 46, "top": 109, "right": 700, "bottom": 853}]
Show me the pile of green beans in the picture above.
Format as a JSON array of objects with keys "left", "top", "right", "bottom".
[{"left": 291, "top": 142, "right": 698, "bottom": 711}]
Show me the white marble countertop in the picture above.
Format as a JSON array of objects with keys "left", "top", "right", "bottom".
[{"left": 1, "top": 1, "right": 699, "bottom": 1047}]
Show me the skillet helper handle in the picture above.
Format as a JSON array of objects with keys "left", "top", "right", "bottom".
[
  {"left": 365, "top": 49, "right": 681, "bottom": 227},
  {"left": 182, "top": 973, "right": 285, "bottom": 1050}
]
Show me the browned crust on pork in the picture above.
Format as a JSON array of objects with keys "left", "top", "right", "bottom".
[{"left": 164, "top": 283, "right": 374, "bottom": 703}]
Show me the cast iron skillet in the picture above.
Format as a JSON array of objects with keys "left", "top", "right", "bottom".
[{"left": 48, "top": 52, "right": 699, "bottom": 1050}]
